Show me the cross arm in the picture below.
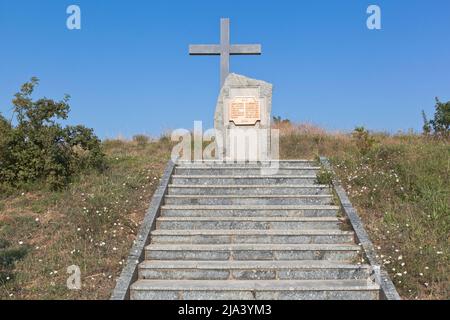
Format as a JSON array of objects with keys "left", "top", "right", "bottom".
[
  {"left": 189, "top": 45, "right": 221, "bottom": 55},
  {"left": 230, "top": 44, "right": 262, "bottom": 55}
]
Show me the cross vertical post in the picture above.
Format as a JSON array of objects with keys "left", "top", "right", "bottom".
[{"left": 220, "top": 18, "right": 230, "bottom": 88}]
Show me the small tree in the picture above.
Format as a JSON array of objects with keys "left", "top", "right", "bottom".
[
  {"left": 352, "top": 126, "right": 375, "bottom": 155},
  {"left": 0, "top": 77, "right": 106, "bottom": 189},
  {"left": 273, "top": 116, "right": 291, "bottom": 125},
  {"left": 422, "top": 98, "right": 450, "bottom": 138},
  {"left": 421, "top": 111, "right": 431, "bottom": 136}
]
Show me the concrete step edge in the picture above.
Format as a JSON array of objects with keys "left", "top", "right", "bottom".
[
  {"left": 151, "top": 229, "right": 352, "bottom": 236},
  {"left": 145, "top": 244, "right": 361, "bottom": 251},
  {"left": 165, "top": 195, "right": 332, "bottom": 199},
  {"left": 138, "top": 260, "right": 371, "bottom": 270},
  {"left": 173, "top": 175, "right": 317, "bottom": 179},
  {"left": 176, "top": 160, "right": 316, "bottom": 163},
  {"left": 162, "top": 205, "right": 340, "bottom": 210},
  {"left": 131, "top": 279, "right": 379, "bottom": 291},
  {"left": 168, "top": 184, "right": 330, "bottom": 189},
  {"left": 175, "top": 165, "right": 322, "bottom": 170},
  {"left": 157, "top": 217, "right": 340, "bottom": 222}
]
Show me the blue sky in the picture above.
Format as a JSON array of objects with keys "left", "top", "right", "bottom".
[{"left": 1, "top": 0, "right": 449, "bottom": 138}]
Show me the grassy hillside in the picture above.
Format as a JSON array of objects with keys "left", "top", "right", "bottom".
[
  {"left": 277, "top": 123, "right": 449, "bottom": 300},
  {"left": 0, "top": 126, "right": 448, "bottom": 300},
  {"left": 0, "top": 138, "right": 171, "bottom": 299}
]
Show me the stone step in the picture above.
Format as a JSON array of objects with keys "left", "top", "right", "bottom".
[
  {"left": 175, "top": 167, "right": 320, "bottom": 176},
  {"left": 138, "top": 260, "right": 371, "bottom": 281},
  {"left": 145, "top": 244, "right": 360, "bottom": 261},
  {"left": 168, "top": 185, "right": 331, "bottom": 196},
  {"left": 131, "top": 279, "right": 380, "bottom": 300},
  {"left": 176, "top": 160, "right": 318, "bottom": 168},
  {"left": 156, "top": 217, "right": 341, "bottom": 230},
  {"left": 172, "top": 175, "right": 317, "bottom": 185},
  {"left": 161, "top": 205, "right": 340, "bottom": 218},
  {"left": 164, "top": 195, "right": 333, "bottom": 206},
  {"left": 150, "top": 229, "right": 354, "bottom": 244}
]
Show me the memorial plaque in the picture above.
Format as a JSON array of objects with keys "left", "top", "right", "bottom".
[{"left": 229, "top": 96, "right": 261, "bottom": 125}]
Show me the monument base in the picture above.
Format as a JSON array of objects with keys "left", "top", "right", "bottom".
[{"left": 214, "top": 73, "right": 273, "bottom": 162}]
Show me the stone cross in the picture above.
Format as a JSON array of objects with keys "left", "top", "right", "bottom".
[{"left": 189, "top": 18, "right": 262, "bottom": 87}]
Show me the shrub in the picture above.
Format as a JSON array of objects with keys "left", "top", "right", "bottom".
[
  {"left": 0, "top": 77, "right": 106, "bottom": 190},
  {"left": 422, "top": 111, "right": 432, "bottom": 136},
  {"left": 273, "top": 116, "right": 291, "bottom": 125},
  {"left": 159, "top": 133, "right": 171, "bottom": 145},
  {"left": 133, "top": 134, "right": 150, "bottom": 147},
  {"left": 352, "top": 126, "right": 375, "bottom": 155},
  {"left": 422, "top": 98, "right": 450, "bottom": 138},
  {"left": 316, "top": 169, "right": 334, "bottom": 185}
]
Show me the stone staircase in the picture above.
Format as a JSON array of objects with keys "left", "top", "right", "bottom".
[{"left": 130, "top": 160, "right": 380, "bottom": 300}]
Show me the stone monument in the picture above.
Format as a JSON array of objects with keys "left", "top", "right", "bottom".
[{"left": 214, "top": 73, "right": 273, "bottom": 161}]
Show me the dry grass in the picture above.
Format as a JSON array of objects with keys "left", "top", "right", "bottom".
[
  {"left": 0, "top": 138, "right": 172, "bottom": 299},
  {"left": 278, "top": 122, "right": 449, "bottom": 300}
]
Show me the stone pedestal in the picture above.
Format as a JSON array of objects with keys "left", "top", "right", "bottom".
[{"left": 214, "top": 73, "right": 273, "bottom": 161}]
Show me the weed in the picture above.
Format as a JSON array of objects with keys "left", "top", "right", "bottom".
[
  {"left": 316, "top": 169, "right": 334, "bottom": 185},
  {"left": 132, "top": 134, "right": 150, "bottom": 147}
]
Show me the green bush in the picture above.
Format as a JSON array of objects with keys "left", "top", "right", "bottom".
[
  {"left": 0, "top": 77, "right": 106, "bottom": 190},
  {"left": 352, "top": 126, "right": 376, "bottom": 155},
  {"left": 422, "top": 98, "right": 450, "bottom": 138},
  {"left": 316, "top": 169, "right": 334, "bottom": 185},
  {"left": 273, "top": 116, "right": 291, "bottom": 125},
  {"left": 159, "top": 134, "right": 171, "bottom": 145}
]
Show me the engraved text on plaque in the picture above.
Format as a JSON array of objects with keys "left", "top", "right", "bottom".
[{"left": 229, "top": 97, "right": 261, "bottom": 125}]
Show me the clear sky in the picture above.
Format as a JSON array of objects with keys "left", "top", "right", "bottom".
[{"left": 1, "top": 0, "right": 449, "bottom": 138}]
